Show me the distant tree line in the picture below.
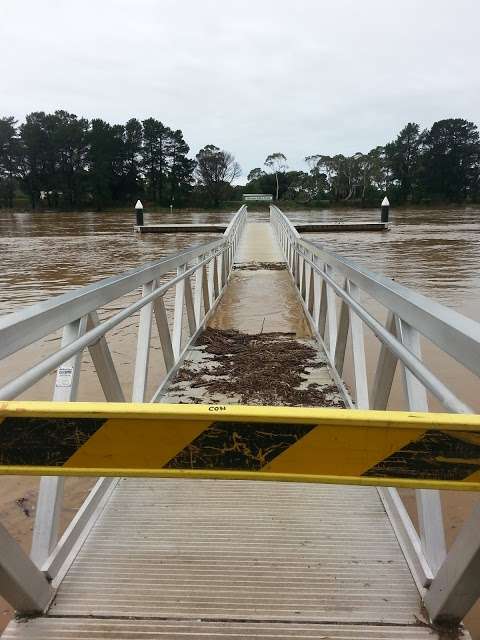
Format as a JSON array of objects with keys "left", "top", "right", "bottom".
[
  {"left": 1, "top": 114, "right": 479, "bottom": 210},
  {"left": 0, "top": 111, "right": 241, "bottom": 210},
  {"left": 246, "top": 118, "right": 480, "bottom": 206}
]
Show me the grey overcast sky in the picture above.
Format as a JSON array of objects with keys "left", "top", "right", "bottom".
[{"left": 1, "top": 0, "right": 479, "bottom": 180}]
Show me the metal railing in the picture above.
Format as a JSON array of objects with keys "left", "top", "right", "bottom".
[
  {"left": 270, "top": 204, "right": 480, "bottom": 625},
  {"left": 0, "top": 205, "right": 247, "bottom": 613}
]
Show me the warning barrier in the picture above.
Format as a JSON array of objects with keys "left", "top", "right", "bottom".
[{"left": 1, "top": 402, "right": 480, "bottom": 490}]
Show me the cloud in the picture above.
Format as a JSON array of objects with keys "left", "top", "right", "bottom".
[{"left": 1, "top": 0, "right": 479, "bottom": 174}]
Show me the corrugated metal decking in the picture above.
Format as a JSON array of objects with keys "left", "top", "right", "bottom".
[
  {"left": 3, "top": 619, "right": 436, "bottom": 639},
  {"left": 5, "top": 478, "right": 436, "bottom": 639}
]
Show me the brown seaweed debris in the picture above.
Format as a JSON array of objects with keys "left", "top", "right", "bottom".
[
  {"left": 233, "top": 262, "right": 286, "bottom": 271},
  {"left": 171, "top": 328, "right": 343, "bottom": 407}
]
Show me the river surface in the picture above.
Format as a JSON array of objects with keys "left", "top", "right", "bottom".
[
  {"left": 1, "top": 207, "right": 480, "bottom": 636},
  {"left": 2, "top": 206, "right": 480, "bottom": 313}
]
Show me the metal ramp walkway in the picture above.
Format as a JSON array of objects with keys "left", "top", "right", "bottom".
[
  {"left": 1, "top": 205, "right": 480, "bottom": 639},
  {"left": 4, "top": 479, "right": 432, "bottom": 639}
]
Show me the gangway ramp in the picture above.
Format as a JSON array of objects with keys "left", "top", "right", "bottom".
[
  {"left": 161, "top": 221, "right": 343, "bottom": 406},
  {"left": 4, "top": 479, "right": 432, "bottom": 639},
  {"left": 1, "top": 207, "right": 480, "bottom": 639}
]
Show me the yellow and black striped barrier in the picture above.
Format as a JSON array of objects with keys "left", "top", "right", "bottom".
[{"left": 1, "top": 401, "right": 480, "bottom": 491}]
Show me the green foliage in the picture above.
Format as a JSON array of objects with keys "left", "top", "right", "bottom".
[
  {"left": 0, "top": 116, "right": 20, "bottom": 207},
  {"left": 244, "top": 119, "right": 480, "bottom": 207},
  {"left": 420, "top": 119, "right": 480, "bottom": 202},
  {"left": 1, "top": 111, "right": 196, "bottom": 210},
  {"left": 195, "top": 144, "right": 241, "bottom": 207},
  {"left": 2, "top": 111, "right": 480, "bottom": 210}
]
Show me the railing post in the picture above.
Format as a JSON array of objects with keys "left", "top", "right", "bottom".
[
  {"left": 0, "top": 522, "right": 53, "bottom": 613},
  {"left": 194, "top": 256, "right": 205, "bottom": 326},
  {"left": 347, "top": 281, "right": 369, "bottom": 409},
  {"left": 172, "top": 265, "right": 186, "bottom": 362},
  {"left": 424, "top": 502, "right": 480, "bottom": 624},
  {"left": 371, "top": 312, "right": 398, "bottom": 409},
  {"left": 153, "top": 295, "right": 175, "bottom": 373},
  {"left": 31, "top": 316, "right": 87, "bottom": 568},
  {"left": 325, "top": 265, "right": 338, "bottom": 358},
  {"left": 306, "top": 253, "right": 315, "bottom": 314},
  {"left": 212, "top": 255, "right": 219, "bottom": 301},
  {"left": 87, "top": 311, "right": 125, "bottom": 402},
  {"left": 334, "top": 280, "right": 350, "bottom": 376},
  {"left": 132, "top": 280, "right": 155, "bottom": 402},
  {"left": 184, "top": 275, "right": 197, "bottom": 336},
  {"left": 395, "top": 316, "right": 447, "bottom": 576}
]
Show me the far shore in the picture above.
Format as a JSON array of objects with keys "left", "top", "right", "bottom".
[{"left": 1, "top": 202, "right": 479, "bottom": 216}]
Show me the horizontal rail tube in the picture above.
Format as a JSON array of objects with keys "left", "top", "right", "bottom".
[
  {"left": 0, "top": 251, "right": 222, "bottom": 400},
  {"left": 300, "top": 250, "right": 472, "bottom": 414},
  {"left": 0, "top": 206, "right": 246, "bottom": 361},
  {"left": 272, "top": 206, "right": 480, "bottom": 379}
]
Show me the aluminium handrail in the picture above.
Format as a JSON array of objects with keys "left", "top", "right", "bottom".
[
  {"left": 300, "top": 249, "right": 472, "bottom": 414},
  {"left": 0, "top": 206, "right": 246, "bottom": 360},
  {"left": 0, "top": 204, "right": 247, "bottom": 608},
  {"left": 0, "top": 248, "right": 222, "bottom": 401},
  {"left": 270, "top": 203, "right": 480, "bottom": 626},
  {"left": 271, "top": 205, "right": 480, "bottom": 378}
]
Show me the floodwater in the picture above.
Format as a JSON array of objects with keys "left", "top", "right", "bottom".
[{"left": 1, "top": 207, "right": 480, "bottom": 636}]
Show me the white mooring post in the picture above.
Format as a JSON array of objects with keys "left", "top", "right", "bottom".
[
  {"left": 135, "top": 199, "right": 144, "bottom": 226},
  {"left": 381, "top": 196, "right": 390, "bottom": 222}
]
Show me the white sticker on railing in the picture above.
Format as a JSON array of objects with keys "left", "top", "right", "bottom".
[{"left": 55, "top": 366, "right": 74, "bottom": 388}]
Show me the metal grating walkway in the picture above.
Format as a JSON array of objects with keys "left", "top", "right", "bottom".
[{"left": 5, "top": 478, "right": 434, "bottom": 639}]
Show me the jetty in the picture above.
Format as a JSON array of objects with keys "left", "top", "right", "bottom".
[
  {"left": 134, "top": 220, "right": 388, "bottom": 233},
  {"left": 1, "top": 205, "right": 480, "bottom": 639},
  {"left": 134, "top": 222, "right": 229, "bottom": 233}
]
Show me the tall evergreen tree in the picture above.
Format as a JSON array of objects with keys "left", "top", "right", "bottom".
[
  {"left": 421, "top": 118, "right": 480, "bottom": 202},
  {"left": 167, "top": 129, "right": 195, "bottom": 205},
  {"left": 87, "top": 119, "right": 120, "bottom": 210},
  {"left": 19, "top": 112, "right": 57, "bottom": 208},
  {"left": 385, "top": 123, "right": 422, "bottom": 202},
  {"left": 53, "top": 110, "right": 89, "bottom": 208},
  {"left": 0, "top": 117, "right": 20, "bottom": 207},
  {"left": 122, "top": 118, "right": 143, "bottom": 202},
  {"left": 142, "top": 118, "right": 170, "bottom": 203}
]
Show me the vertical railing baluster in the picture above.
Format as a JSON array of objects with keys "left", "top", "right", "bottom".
[
  {"left": 172, "top": 265, "right": 186, "bottom": 362},
  {"left": 371, "top": 312, "right": 398, "bottom": 409},
  {"left": 347, "top": 281, "right": 369, "bottom": 409},
  {"left": 307, "top": 256, "right": 315, "bottom": 315},
  {"left": 325, "top": 265, "right": 338, "bottom": 358},
  {"left": 31, "top": 316, "right": 88, "bottom": 568},
  {"left": 318, "top": 274, "right": 328, "bottom": 338},
  {"left": 87, "top": 311, "right": 125, "bottom": 402},
  {"left": 194, "top": 256, "right": 205, "bottom": 326},
  {"left": 295, "top": 248, "right": 301, "bottom": 288},
  {"left": 212, "top": 255, "right": 219, "bottom": 300},
  {"left": 202, "top": 263, "right": 211, "bottom": 316},
  {"left": 300, "top": 254, "right": 307, "bottom": 300},
  {"left": 153, "top": 295, "right": 175, "bottom": 374},
  {"left": 184, "top": 275, "right": 196, "bottom": 336},
  {"left": 395, "top": 316, "right": 447, "bottom": 576},
  {"left": 312, "top": 256, "right": 321, "bottom": 326},
  {"left": 131, "top": 280, "right": 155, "bottom": 402},
  {"left": 334, "top": 280, "right": 350, "bottom": 376}
]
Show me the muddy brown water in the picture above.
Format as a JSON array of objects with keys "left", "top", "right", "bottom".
[{"left": 0, "top": 207, "right": 480, "bottom": 636}]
